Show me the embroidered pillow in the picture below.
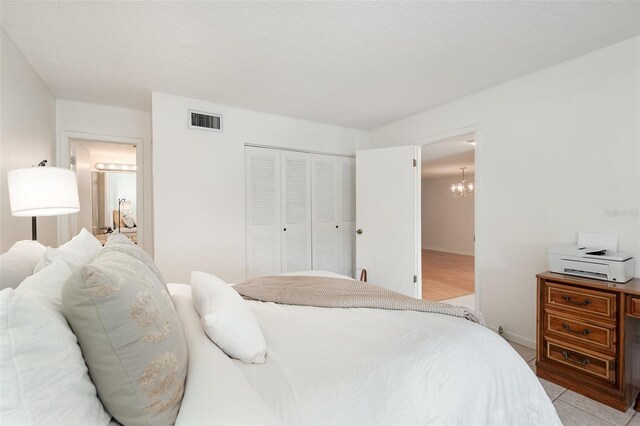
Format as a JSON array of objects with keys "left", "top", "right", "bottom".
[
  {"left": 62, "top": 250, "right": 187, "bottom": 426},
  {"left": 102, "top": 234, "right": 167, "bottom": 291}
]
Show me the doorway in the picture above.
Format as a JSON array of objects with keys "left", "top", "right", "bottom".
[
  {"left": 420, "top": 132, "right": 475, "bottom": 309},
  {"left": 69, "top": 139, "right": 139, "bottom": 245}
]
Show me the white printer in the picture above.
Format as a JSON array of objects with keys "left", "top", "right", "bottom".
[{"left": 546, "top": 246, "right": 635, "bottom": 283}]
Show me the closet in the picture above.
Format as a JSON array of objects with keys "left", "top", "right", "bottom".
[
  {"left": 245, "top": 146, "right": 355, "bottom": 279},
  {"left": 310, "top": 154, "right": 356, "bottom": 277}
]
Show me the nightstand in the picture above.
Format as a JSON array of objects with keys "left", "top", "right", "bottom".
[{"left": 536, "top": 271, "right": 640, "bottom": 412}]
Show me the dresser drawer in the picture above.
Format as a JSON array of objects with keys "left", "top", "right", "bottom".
[
  {"left": 544, "top": 312, "right": 616, "bottom": 352},
  {"left": 545, "top": 340, "right": 616, "bottom": 384},
  {"left": 546, "top": 282, "right": 616, "bottom": 319},
  {"left": 628, "top": 296, "right": 640, "bottom": 319}
]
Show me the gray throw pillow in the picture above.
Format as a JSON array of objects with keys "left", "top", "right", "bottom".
[
  {"left": 103, "top": 234, "right": 167, "bottom": 291},
  {"left": 62, "top": 250, "right": 187, "bottom": 426}
]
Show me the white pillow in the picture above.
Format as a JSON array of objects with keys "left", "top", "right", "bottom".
[
  {"left": 191, "top": 271, "right": 267, "bottom": 364},
  {"left": 0, "top": 288, "right": 111, "bottom": 425},
  {"left": 122, "top": 214, "right": 135, "bottom": 228},
  {"left": 34, "top": 228, "right": 102, "bottom": 273},
  {"left": 0, "top": 240, "right": 46, "bottom": 289},
  {"left": 15, "top": 258, "right": 74, "bottom": 313}
]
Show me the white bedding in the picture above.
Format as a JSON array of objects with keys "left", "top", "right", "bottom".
[
  {"left": 236, "top": 302, "right": 560, "bottom": 425},
  {"left": 169, "top": 284, "right": 280, "bottom": 425},
  {"left": 170, "top": 276, "right": 561, "bottom": 425}
]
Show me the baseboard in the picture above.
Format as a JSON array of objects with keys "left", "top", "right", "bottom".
[
  {"left": 487, "top": 325, "right": 536, "bottom": 350},
  {"left": 422, "top": 246, "right": 474, "bottom": 257}
]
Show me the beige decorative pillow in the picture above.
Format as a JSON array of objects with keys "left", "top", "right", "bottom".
[
  {"left": 62, "top": 250, "right": 187, "bottom": 426},
  {"left": 103, "top": 234, "right": 167, "bottom": 291},
  {"left": 104, "top": 233, "right": 132, "bottom": 247}
]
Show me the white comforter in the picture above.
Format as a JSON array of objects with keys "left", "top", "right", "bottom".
[
  {"left": 170, "top": 278, "right": 561, "bottom": 425},
  {"left": 234, "top": 302, "right": 561, "bottom": 425}
]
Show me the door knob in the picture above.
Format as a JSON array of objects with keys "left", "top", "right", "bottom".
[{"left": 356, "top": 229, "right": 363, "bottom": 235}]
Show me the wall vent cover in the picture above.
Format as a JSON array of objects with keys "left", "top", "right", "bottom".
[{"left": 188, "top": 110, "right": 223, "bottom": 132}]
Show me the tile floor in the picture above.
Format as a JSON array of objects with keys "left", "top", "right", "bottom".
[
  {"left": 441, "top": 293, "right": 475, "bottom": 310},
  {"left": 508, "top": 341, "right": 639, "bottom": 426}
]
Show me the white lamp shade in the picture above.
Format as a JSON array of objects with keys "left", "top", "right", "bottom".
[{"left": 7, "top": 167, "right": 80, "bottom": 217}]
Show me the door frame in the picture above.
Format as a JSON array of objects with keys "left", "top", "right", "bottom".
[
  {"left": 57, "top": 131, "right": 145, "bottom": 249},
  {"left": 416, "top": 124, "right": 481, "bottom": 311}
]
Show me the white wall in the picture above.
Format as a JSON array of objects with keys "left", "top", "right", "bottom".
[
  {"left": 56, "top": 100, "right": 153, "bottom": 252},
  {"left": 370, "top": 37, "right": 640, "bottom": 347},
  {"left": 73, "top": 143, "right": 92, "bottom": 233},
  {"left": 422, "top": 175, "right": 475, "bottom": 255},
  {"left": 0, "top": 29, "right": 57, "bottom": 251},
  {"left": 152, "top": 92, "right": 368, "bottom": 283}
]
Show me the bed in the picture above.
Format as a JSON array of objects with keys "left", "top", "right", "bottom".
[
  {"left": 1, "top": 233, "right": 561, "bottom": 425},
  {"left": 169, "top": 271, "right": 562, "bottom": 426}
]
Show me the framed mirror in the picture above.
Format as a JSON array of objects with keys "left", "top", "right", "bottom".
[{"left": 91, "top": 170, "right": 137, "bottom": 243}]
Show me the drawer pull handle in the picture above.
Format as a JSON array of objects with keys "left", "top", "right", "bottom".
[
  {"left": 561, "top": 350, "right": 591, "bottom": 366},
  {"left": 562, "top": 295, "right": 592, "bottom": 306},
  {"left": 562, "top": 323, "right": 591, "bottom": 336}
]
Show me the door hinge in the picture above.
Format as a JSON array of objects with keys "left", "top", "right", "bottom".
[
  {"left": 412, "top": 159, "right": 417, "bottom": 167},
  {"left": 413, "top": 275, "right": 418, "bottom": 283}
]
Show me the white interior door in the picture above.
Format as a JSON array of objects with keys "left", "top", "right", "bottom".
[
  {"left": 338, "top": 157, "right": 356, "bottom": 278},
  {"left": 281, "top": 150, "right": 312, "bottom": 273},
  {"left": 356, "top": 145, "right": 421, "bottom": 298},
  {"left": 245, "top": 147, "right": 282, "bottom": 277},
  {"left": 311, "top": 154, "right": 339, "bottom": 272}
]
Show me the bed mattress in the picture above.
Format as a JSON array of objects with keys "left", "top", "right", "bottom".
[{"left": 169, "top": 277, "right": 561, "bottom": 425}]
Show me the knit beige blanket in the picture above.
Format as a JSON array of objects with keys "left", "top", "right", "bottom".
[{"left": 233, "top": 275, "right": 485, "bottom": 325}]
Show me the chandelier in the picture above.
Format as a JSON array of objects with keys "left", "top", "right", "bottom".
[{"left": 451, "top": 167, "right": 474, "bottom": 197}]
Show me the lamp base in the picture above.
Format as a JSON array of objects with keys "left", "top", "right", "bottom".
[{"left": 32, "top": 216, "right": 37, "bottom": 241}]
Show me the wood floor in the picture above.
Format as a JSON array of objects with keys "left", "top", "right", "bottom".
[{"left": 422, "top": 249, "right": 474, "bottom": 301}]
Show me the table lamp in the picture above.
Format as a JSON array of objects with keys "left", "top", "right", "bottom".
[{"left": 7, "top": 160, "right": 80, "bottom": 240}]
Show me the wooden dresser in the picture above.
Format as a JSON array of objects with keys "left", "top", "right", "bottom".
[{"left": 536, "top": 272, "right": 640, "bottom": 412}]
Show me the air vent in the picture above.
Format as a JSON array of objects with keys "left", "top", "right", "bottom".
[{"left": 188, "top": 110, "right": 222, "bottom": 132}]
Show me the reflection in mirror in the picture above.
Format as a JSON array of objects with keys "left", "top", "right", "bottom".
[{"left": 91, "top": 170, "right": 137, "bottom": 244}]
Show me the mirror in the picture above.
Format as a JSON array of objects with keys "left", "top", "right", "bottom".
[
  {"left": 91, "top": 170, "right": 137, "bottom": 243},
  {"left": 70, "top": 139, "right": 139, "bottom": 246}
]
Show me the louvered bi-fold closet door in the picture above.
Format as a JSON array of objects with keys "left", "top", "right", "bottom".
[
  {"left": 280, "top": 151, "right": 312, "bottom": 273},
  {"left": 245, "top": 147, "right": 282, "bottom": 278},
  {"left": 311, "top": 154, "right": 339, "bottom": 273},
  {"left": 338, "top": 157, "right": 356, "bottom": 278}
]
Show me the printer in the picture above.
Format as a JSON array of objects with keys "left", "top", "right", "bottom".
[{"left": 546, "top": 246, "right": 635, "bottom": 283}]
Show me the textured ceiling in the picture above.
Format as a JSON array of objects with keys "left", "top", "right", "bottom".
[
  {"left": 422, "top": 133, "right": 475, "bottom": 179},
  {"left": 2, "top": 1, "right": 639, "bottom": 130}
]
